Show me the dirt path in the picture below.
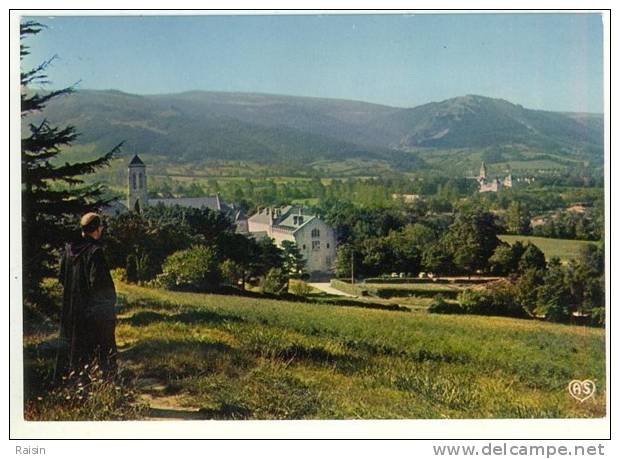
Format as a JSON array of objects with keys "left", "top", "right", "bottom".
[
  {"left": 135, "top": 377, "right": 207, "bottom": 421},
  {"left": 308, "top": 282, "right": 356, "bottom": 297}
]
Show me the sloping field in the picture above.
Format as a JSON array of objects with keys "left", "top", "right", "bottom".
[
  {"left": 499, "top": 235, "right": 593, "bottom": 262},
  {"left": 107, "top": 283, "right": 604, "bottom": 419}
]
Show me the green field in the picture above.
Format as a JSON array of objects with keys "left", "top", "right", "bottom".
[
  {"left": 499, "top": 235, "right": 594, "bottom": 262},
  {"left": 26, "top": 282, "right": 605, "bottom": 420}
]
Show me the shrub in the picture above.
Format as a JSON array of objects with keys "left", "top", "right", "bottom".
[
  {"left": 488, "top": 242, "right": 518, "bottom": 275},
  {"left": 24, "top": 279, "right": 62, "bottom": 333},
  {"left": 157, "top": 245, "right": 221, "bottom": 292},
  {"left": 220, "top": 259, "right": 243, "bottom": 286},
  {"left": 110, "top": 268, "right": 127, "bottom": 283},
  {"left": 591, "top": 307, "right": 605, "bottom": 326},
  {"left": 535, "top": 259, "right": 572, "bottom": 322},
  {"left": 31, "top": 278, "right": 64, "bottom": 321},
  {"left": 518, "top": 243, "right": 546, "bottom": 273},
  {"left": 290, "top": 280, "right": 312, "bottom": 296},
  {"left": 261, "top": 268, "right": 287, "bottom": 295},
  {"left": 514, "top": 268, "right": 544, "bottom": 317},
  {"left": 135, "top": 251, "right": 151, "bottom": 283},
  {"left": 457, "top": 281, "right": 526, "bottom": 318},
  {"left": 458, "top": 289, "right": 491, "bottom": 315},
  {"left": 428, "top": 295, "right": 463, "bottom": 314}
]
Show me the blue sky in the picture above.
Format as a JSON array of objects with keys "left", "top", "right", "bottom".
[{"left": 21, "top": 13, "right": 603, "bottom": 113}]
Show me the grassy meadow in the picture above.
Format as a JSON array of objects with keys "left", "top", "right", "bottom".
[
  {"left": 27, "top": 281, "right": 605, "bottom": 420},
  {"left": 499, "top": 235, "right": 594, "bottom": 262}
]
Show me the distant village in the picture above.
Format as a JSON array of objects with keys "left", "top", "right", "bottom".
[{"left": 102, "top": 156, "right": 560, "bottom": 275}]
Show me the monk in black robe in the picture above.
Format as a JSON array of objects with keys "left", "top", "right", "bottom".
[{"left": 54, "top": 212, "right": 117, "bottom": 381}]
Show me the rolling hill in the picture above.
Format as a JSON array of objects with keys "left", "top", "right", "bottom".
[
  {"left": 372, "top": 95, "right": 602, "bottom": 153},
  {"left": 25, "top": 90, "right": 603, "bottom": 173}
]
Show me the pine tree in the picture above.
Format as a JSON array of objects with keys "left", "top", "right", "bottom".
[{"left": 21, "top": 21, "right": 122, "bottom": 303}]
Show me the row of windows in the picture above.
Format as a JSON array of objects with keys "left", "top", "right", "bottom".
[{"left": 302, "top": 241, "right": 330, "bottom": 251}]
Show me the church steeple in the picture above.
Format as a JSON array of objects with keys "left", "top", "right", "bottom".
[
  {"left": 128, "top": 155, "right": 148, "bottom": 211},
  {"left": 479, "top": 161, "right": 487, "bottom": 179},
  {"left": 129, "top": 154, "right": 145, "bottom": 166}
]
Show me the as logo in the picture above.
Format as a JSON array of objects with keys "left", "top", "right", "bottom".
[{"left": 568, "top": 380, "right": 596, "bottom": 402}]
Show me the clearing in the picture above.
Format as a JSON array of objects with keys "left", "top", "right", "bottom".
[{"left": 498, "top": 235, "right": 594, "bottom": 262}]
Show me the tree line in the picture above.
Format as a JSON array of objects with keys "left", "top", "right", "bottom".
[
  {"left": 144, "top": 172, "right": 604, "bottom": 242},
  {"left": 320, "top": 201, "right": 604, "bottom": 325},
  {"left": 431, "top": 242, "right": 605, "bottom": 326},
  {"left": 105, "top": 204, "right": 305, "bottom": 295}
]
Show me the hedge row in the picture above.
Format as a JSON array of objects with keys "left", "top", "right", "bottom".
[
  {"left": 371, "top": 288, "right": 460, "bottom": 299},
  {"left": 331, "top": 279, "right": 462, "bottom": 299},
  {"left": 363, "top": 277, "right": 494, "bottom": 285}
]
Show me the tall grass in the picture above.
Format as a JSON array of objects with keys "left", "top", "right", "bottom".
[
  {"left": 110, "top": 282, "right": 605, "bottom": 419},
  {"left": 24, "top": 361, "right": 146, "bottom": 421}
]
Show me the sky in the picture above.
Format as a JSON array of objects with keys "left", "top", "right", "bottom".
[{"left": 20, "top": 13, "right": 604, "bottom": 113}]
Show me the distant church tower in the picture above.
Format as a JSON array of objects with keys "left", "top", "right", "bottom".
[
  {"left": 479, "top": 161, "right": 487, "bottom": 180},
  {"left": 128, "top": 155, "right": 148, "bottom": 211}
]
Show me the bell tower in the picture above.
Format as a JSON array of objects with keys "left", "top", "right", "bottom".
[
  {"left": 128, "top": 155, "right": 147, "bottom": 212},
  {"left": 479, "top": 161, "right": 487, "bottom": 180}
]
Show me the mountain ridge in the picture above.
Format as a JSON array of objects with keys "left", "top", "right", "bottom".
[
  {"left": 75, "top": 88, "right": 604, "bottom": 115},
  {"left": 26, "top": 89, "right": 603, "bottom": 170}
]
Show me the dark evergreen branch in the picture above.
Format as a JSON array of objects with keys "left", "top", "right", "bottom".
[
  {"left": 20, "top": 21, "right": 45, "bottom": 38},
  {"left": 21, "top": 55, "right": 57, "bottom": 85},
  {"left": 51, "top": 142, "right": 122, "bottom": 178},
  {"left": 23, "top": 168, "right": 84, "bottom": 186},
  {"left": 22, "top": 120, "right": 78, "bottom": 153},
  {"left": 25, "top": 184, "right": 110, "bottom": 209},
  {"left": 21, "top": 148, "right": 63, "bottom": 164},
  {"left": 21, "top": 87, "right": 74, "bottom": 116}
]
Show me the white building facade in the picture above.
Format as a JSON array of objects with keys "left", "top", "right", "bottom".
[{"left": 248, "top": 206, "right": 337, "bottom": 274}]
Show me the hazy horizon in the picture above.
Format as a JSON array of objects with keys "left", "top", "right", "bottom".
[{"left": 56, "top": 87, "right": 604, "bottom": 115}]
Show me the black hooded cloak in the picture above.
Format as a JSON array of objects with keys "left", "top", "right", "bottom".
[{"left": 54, "top": 237, "right": 117, "bottom": 380}]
